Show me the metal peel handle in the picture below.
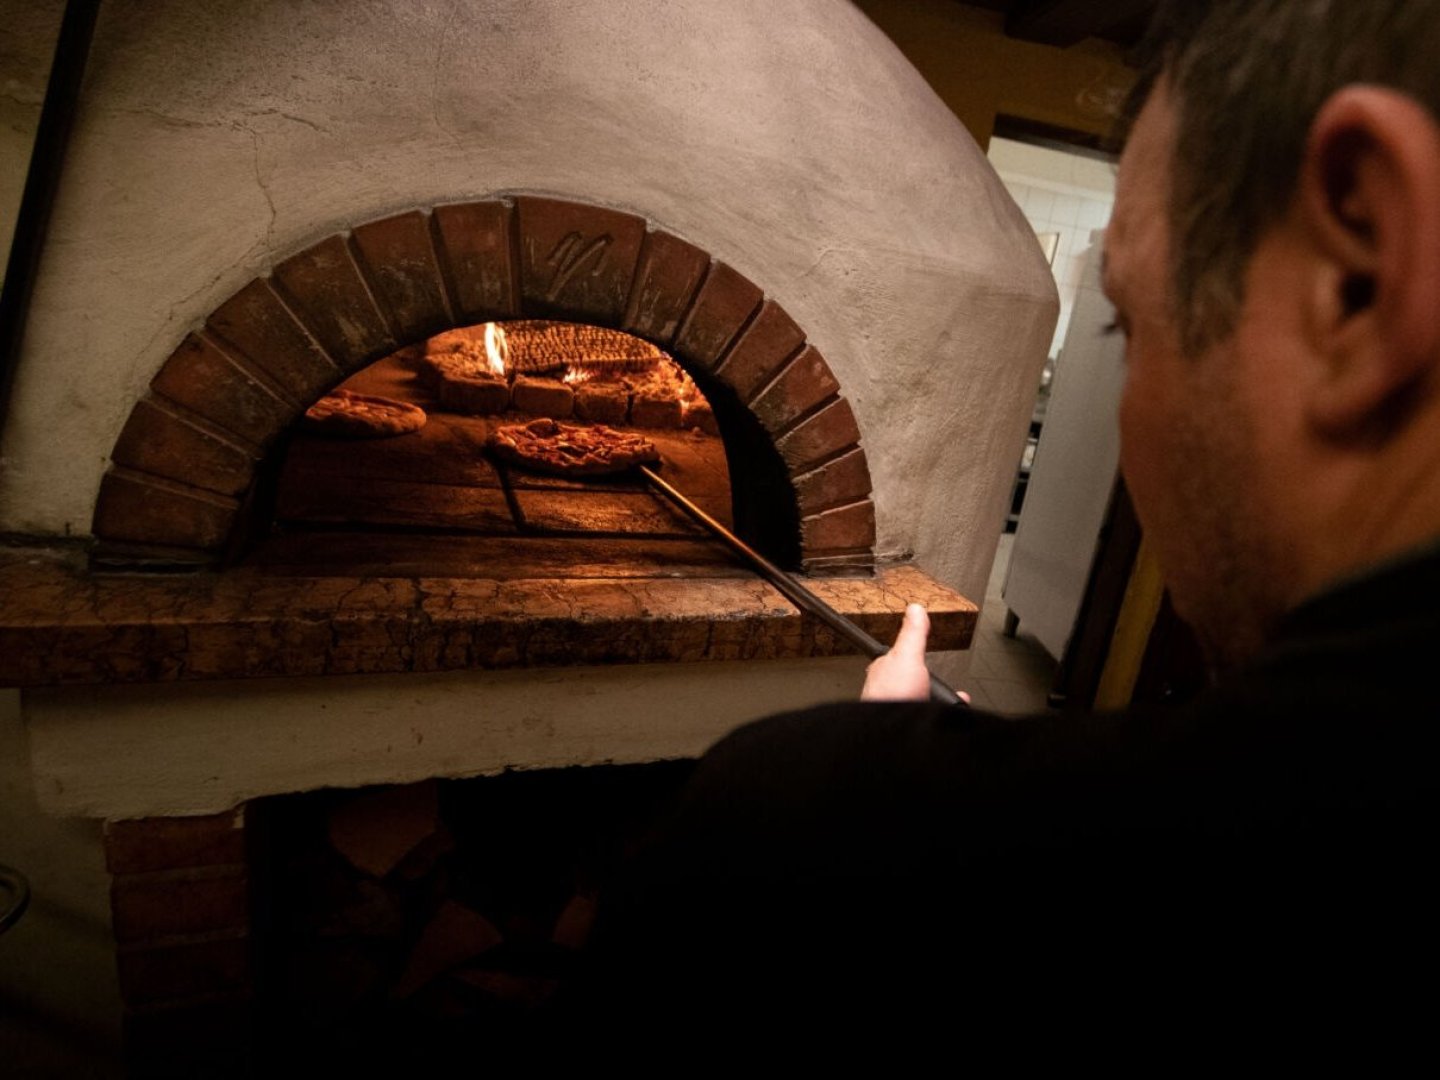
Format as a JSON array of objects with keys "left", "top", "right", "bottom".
[{"left": 639, "top": 466, "right": 966, "bottom": 708}]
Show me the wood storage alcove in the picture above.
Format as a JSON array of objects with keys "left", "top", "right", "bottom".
[{"left": 92, "top": 195, "right": 878, "bottom": 576}]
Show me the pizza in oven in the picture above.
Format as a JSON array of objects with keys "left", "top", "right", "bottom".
[
  {"left": 302, "top": 389, "right": 427, "bottom": 438},
  {"left": 487, "top": 417, "right": 660, "bottom": 476}
]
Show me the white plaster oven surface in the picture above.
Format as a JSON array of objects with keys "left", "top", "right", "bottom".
[
  {"left": 0, "top": 0, "right": 1056, "bottom": 641},
  {"left": 24, "top": 656, "right": 870, "bottom": 820}
]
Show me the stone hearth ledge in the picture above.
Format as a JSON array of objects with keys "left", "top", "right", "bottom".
[{"left": 0, "top": 548, "right": 976, "bottom": 688}]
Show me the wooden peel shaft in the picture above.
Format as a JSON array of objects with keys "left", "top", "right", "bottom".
[{"left": 639, "top": 466, "right": 965, "bottom": 707}]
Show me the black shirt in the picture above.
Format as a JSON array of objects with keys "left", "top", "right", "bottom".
[{"left": 573, "top": 546, "right": 1437, "bottom": 1060}]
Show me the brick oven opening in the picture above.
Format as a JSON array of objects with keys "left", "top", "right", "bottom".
[
  {"left": 244, "top": 318, "right": 768, "bottom": 579},
  {"left": 90, "top": 197, "right": 878, "bottom": 579}
]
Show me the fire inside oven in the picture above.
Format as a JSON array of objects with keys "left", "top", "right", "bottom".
[{"left": 255, "top": 321, "right": 740, "bottom": 577}]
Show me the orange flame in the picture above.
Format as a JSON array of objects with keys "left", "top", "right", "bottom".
[
  {"left": 483, "top": 322, "right": 508, "bottom": 378},
  {"left": 675, "top": 368, "right": 699, "bottom": 402}
]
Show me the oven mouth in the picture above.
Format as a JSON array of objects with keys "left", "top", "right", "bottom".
[
  {"left": 89, "top": 196, "right": 875, "bottom": 578},
  {"left": 245, "top": 318, "right": 763, "bottom": 580}
]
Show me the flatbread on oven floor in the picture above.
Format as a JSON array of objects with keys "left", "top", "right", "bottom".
[
  {"left": 303, "top": 389, "right": 427, "bottom": 438},
  {"left": 487, "top": 417, "right": 660, "bottom": 476}
]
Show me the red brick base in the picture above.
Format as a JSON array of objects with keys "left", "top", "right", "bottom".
[{"left": 105, "top": 809, "right": 254, "bottom": 1077}]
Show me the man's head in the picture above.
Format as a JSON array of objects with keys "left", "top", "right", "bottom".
[
  {"left": 1126, "top": 1, "right": 1440, "bottom": 358},
  {"left": 1106, "top": 0, "right": 1440, "bottom": 668}
]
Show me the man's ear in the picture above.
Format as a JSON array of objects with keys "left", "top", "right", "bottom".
[{"left": 1296, "top": 87, "right": 1440, "bottom": 436}]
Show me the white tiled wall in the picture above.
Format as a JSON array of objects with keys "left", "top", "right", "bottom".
[{"left": 988, "top": 137, "right": 1115, "bottom": 358}]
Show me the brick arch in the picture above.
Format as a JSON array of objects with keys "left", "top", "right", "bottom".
[{"left": 93, "top": 196, "right": 875, "bottom": 572}]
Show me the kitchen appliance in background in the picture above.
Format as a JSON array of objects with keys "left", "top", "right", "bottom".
[
  {"left": 1001, "top": 232, "right": 1127, "bottom": 660},
  {"left": 1004, "top": 355, "right": 1054, "bottom": 533},
  {"left": 1004, "top": 230, "right": 1060, "bottom": 532}
]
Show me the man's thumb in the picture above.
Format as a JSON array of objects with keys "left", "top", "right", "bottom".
[{"left": 889, "top": 603, "right": 930, "bottom": 660}]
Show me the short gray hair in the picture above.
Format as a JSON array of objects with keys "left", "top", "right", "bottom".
[{"left": 1127, "top": 1, "right": 1440, "bottom": 355}]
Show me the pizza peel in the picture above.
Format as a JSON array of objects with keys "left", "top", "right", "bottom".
[
  {"left": 483, "top": 420, "right": 964, "bottom": 706},
  {"left": 639, "top": 464, "right": 966, "bottom": 708}
]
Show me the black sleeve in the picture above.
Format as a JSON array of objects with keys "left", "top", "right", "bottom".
[
  {"left": 568, "top": 700, "right": 1181, "bottom": 1043},
  {"left": 559, "top": 676, "right": 1433, "bottom": 1059}
]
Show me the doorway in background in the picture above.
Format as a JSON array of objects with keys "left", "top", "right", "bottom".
[{"left": 974, "top": 120, "right": 1120, "bottom": 710}]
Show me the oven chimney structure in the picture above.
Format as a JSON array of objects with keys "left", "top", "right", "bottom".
[{"left": 0, "top": 0, "right": 1056, "bottom": 634}]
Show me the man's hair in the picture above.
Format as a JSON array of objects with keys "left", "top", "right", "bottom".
[{"left": 1125, "top": 1, "right": 1440, "bottom": 355}]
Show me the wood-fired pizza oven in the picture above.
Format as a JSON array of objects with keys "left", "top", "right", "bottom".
[{"left": 1, "top": 1, "right": 1062, "bottom": 1067}]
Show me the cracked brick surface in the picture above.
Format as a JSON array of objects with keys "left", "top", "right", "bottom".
[
  {"left": 800, "top": 499, "right": 877, "bottom": 553},
  {"left": 514, "top": 196, "right": 647, "bottom": 324},
  {"left": 151, "top": 333, "right": 300, "bottom": 447},
  {"left": 751, "top": 344, "right": 841, "bottom": 436},
  {"left": 0, "top": 550, "right": 974, "bottom": 687},
  {"left": 433, "top": 200, "right": 519, "bottom": 322},
  {"left": 672, "top": 262, "right": 763, "bottom": 373},
  {"left": 351, "top": 210, "right": 453, "bottom": 342},
  {"left": 774, "top": 397, "right": 862, "bottom": 474},
  {"left": 621, "top": 230, "right": 710, "bottom": 346},
  {"left": 92, "top": 470, "right": 239, "bottom": 553},
  {"left": 206, "top": 280, "right": 339, "bottom": 402},
  {"left": 110, "top": 398, "right": 260, "bottom": 498},
  {"left": 793, "top": 447, "right": 872, "bottom": 518},
  {"left": 713, "top": 300, "right": 806, "bottom": 403},
  {"left": 273, "top": 234, "right": 397, "bottom": 371}
]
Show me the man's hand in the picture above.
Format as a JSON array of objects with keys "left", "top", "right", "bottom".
[{"left": 862, "top": 603, "right": 937, "bottom": 701}]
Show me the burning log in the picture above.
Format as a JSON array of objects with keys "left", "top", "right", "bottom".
[
  {"left": 418, "top": 320, "right": 718, "bottom": 434},
  {"left": 423, "top": 324, "right": 505, "bottom": 376},
  {"left": 573, "top": 380, "right": 629, "bottom": 424},
  {"left": 503, "top": 319, "right": 662, "bottom": 375},
  {"left": 683, "top": 399, "right": 719, "bottom": 435},
  {"left": 437, "top": 373, "right": 511, "bottom": 415},
  {"left": 423, "top": 322, "right": 512, "bottom": 414},
  {"left": 511, "top": 375, "right": 575, "bottom": 419},
  {"left": 626, "top": 359, "right": 695, "bottom": 428},
  {"left": 630, "top": 393, "right": 683, "bottom": 429}
]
